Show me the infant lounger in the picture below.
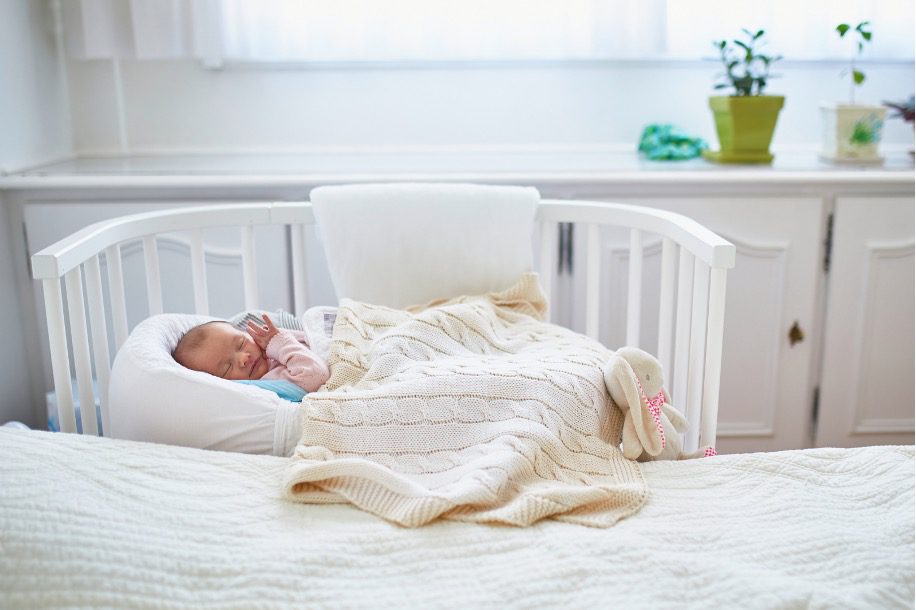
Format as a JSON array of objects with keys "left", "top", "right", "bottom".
[
  {"left": 108, "top": 314, "right": 300, "bottom": 455},
  {"left": 31, "top": 184, "right": 735, "bottom": 456},
  {"left": 108, "top": 307, "right": 335, "bottom": 455}
]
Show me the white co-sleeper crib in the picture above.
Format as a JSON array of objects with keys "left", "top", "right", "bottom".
[
  {"left": 30, "top": 192, "right": 734, "bottom": 452},
  {"left": 4, "top": 185, "right": 911, "bottom": 609}
]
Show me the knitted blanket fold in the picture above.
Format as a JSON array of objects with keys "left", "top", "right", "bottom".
[{"left": 282, "top": 274, "right": 647, "bottom": 527}]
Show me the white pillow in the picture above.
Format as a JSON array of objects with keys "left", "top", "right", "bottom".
[
  {"left": 311, "top": 183, "right": 540, "bottom": 309},
  {"left": 108, "top": 314, "right": 302, "bottom": 456}
]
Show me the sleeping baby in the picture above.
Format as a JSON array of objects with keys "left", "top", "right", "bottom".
[{"left": 173, "top": 314, "right": 329, "bottom": 392}]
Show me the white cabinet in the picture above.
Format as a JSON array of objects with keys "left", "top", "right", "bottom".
[{"left": 817, "top": 197, "right": 915, "bottom": 447}]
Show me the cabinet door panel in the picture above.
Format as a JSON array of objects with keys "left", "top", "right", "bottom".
[
  {"left": 572, "top": 197, "right": 823, "bottom": 453},
  {"left": 817, "top": 197, "right": 915, "bottom": 447}
]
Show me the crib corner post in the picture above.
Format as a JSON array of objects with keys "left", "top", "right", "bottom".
[
  {"left": 700, "top": 267, "right": 728, "bottom": 450},
  {"left": 538, "top": 220, "right": 558, "bottom": 323},
  {"left": 43, "top": 277, "right": 77, "bottom": 433}
]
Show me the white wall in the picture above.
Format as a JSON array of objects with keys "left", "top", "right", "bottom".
[
  {"left": 0, "top": 0, "right": 72, "bottom": 427},
  {"left": 0, "top": 197, "right": 33, "bottom": 426},
  {"left": 67, "top": 59, "right": 915, "bottom": 154},
  {"left": 0, "top": 0, "right": 71, "bottom": 172}
]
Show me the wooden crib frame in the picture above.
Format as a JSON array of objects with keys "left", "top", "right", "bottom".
[{"left": 31, "top": 198, "right": 735, "bottom": 453}]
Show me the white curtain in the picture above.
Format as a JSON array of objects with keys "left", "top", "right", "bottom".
[
  {"left": 62, "top": 0, "right": 914, "bottom": 64},
  {"left": 218, "top": 0, "right": 665, "bottom": 62}
]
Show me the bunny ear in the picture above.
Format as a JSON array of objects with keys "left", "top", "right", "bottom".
[
  {"left": 609, "top": 357, "right": 664, "bottom": 457},
  {"left": 621, "top": 414, "right": 644, "bottom": 460}
]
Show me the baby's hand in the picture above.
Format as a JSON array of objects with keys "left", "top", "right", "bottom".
[{"left": 247, "top": 314, "right": 279, "bottom": 350}]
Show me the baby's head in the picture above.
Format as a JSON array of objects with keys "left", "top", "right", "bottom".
[{"left": 173, "top": 321, "right": 270, "bottom": 380}]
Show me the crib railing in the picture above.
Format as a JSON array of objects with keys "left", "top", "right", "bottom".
[{"left": 31, "top": 199, "right": 734, "bottom": 453}]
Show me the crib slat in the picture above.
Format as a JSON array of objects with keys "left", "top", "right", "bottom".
[
  {"left": 290, "top": 224, "right": 308, "bottom": 315},
  {"left": 657, "top": 238, "right": 677, "bottom": 378},
  {"left": 241, "top": 225, "right": 258, "bottom": 310},
  {"left": 700, "top": 268, "right": 728, "bottom": 450},
  {"left": 626, "top": 229, "right": 643, "bottom": 347},
  {"left": 65, "top": 267, "right": 99, "bottom": 436},
  {"left": 685, "top": 259, "right": 711, "bottom": 454},
  {"left": 189, "top": 230, "right": 210, "bottom": 315},
  {"left": 672, "top": 247, "right": 694, "bottom": 411},
  {"left": 43, "top": 278, "right": 76, "bottom": 433},
  {"left": 538, "top": 220, "right": 558, "bottom": 321},
  {"left": 84, "top": 256, "right": 112, "bottom": 436},
  {"left": 105, "top": 245, "right": 129, "bottom": 350},
  {"left": 143, "top": 236, "right": 163, "bottom": 316},
  {"left": 585, "top": 223, "right": 601, "bottom": 341}
]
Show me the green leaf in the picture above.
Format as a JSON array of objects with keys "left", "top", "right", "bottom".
[
  {"left": 855, "top": 21, "right": 870, "bottom": 31},
  {"left": 755, "top": 29, "right": 765, "bottom": 39},
  {"left": 861, "top": 31, "right": 872, "bottom": 41},
  {"left": 853, "top": 70, "right": 866, "bottom": 85},
  {"left": 836, "top": 23, "right": 850, "bottom": 37},
  {"left": 716, "top": 39, "right": 727, "bottom": 49},
  {"left": 734, "top": 40, "right": 750, "bottom": 52}
]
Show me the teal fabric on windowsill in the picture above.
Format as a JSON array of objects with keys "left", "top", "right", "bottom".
[{"left": 638, "top": 124, "right": 708, "bottom": 160}]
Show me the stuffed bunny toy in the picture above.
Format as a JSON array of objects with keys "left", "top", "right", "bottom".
[{"left": 603, "top": 346, "right": 715, "bottom": 462}]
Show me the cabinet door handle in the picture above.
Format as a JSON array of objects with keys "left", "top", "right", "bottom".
[{"left": 788, "top": 321, "right": 805, "bottom": 346}]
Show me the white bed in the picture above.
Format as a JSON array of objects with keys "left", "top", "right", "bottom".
[
  {"left": 14, "top": 183, "right": 913, "bottom": 607},
  {"left": 1, "top": 428, "right": 912, "bottom": 609}
]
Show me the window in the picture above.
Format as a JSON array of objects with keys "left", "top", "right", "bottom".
[
  {"left": 217, "top": 0, "right": 913, "bottom": 62},
  {"left": 64, "top": 0, "right": 915, "bottom": 64}
]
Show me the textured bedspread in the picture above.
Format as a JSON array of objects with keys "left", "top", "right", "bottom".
[{"left": 1, "top": 429, "right": 912, "bottom": 610}]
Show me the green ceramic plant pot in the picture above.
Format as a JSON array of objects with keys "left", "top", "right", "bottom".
[{"left": 703, "top": 95, "right": 785, "bottom": 163}]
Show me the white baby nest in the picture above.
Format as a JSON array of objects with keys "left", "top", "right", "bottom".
[
  {"left": 107, "top": 312, "right": 309, "bottom": 455},
  {"left": 31, "top": 183, "right": 735, "bottom": 454}
]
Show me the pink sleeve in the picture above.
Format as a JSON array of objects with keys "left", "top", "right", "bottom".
[{"left": 262, "top": 330, "right": 330, "bottom": 392}]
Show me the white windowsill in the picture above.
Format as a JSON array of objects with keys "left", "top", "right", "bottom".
[{"left": 1, "top": 148, "right": 912, "bottom": 190}]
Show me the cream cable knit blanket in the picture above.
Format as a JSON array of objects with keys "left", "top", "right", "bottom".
[{"left": 283, "top": 274, "right": 647, "bottom": 527}]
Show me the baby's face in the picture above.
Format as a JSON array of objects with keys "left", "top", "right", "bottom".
[{"left": 183, "top": 322, "right": 271, "bottom": 380}]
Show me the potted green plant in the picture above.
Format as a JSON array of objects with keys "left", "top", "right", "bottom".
[
  {"left": 820, "top": 21, "right": 887, "bottom": 164},
  {"left": 703, "top": 28, "right": 784, "bottom": 164}
]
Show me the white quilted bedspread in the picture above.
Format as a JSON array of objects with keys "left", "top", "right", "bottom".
[{"left": 0, "top": 429, "right": 912, "bottom": 610}]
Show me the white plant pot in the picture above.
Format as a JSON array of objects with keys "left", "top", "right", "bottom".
[{"left": 819, "top": 103, "right": 887, "bottom": 164}]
